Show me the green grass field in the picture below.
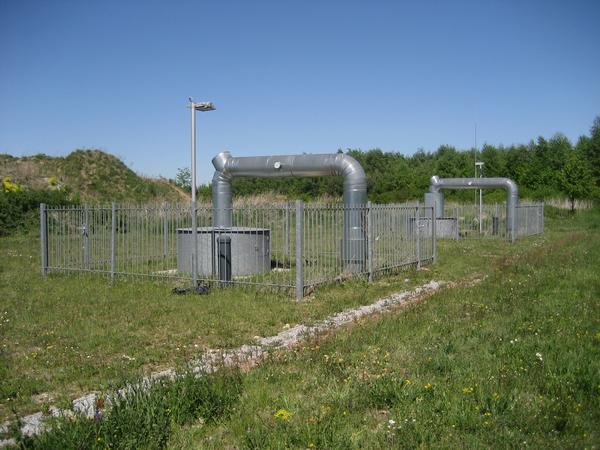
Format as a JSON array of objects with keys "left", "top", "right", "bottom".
[{"left": 1, "top": 210, "right": 599, "bottom": 448}]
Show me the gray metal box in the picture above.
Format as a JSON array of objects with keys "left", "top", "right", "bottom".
[{"left": 177, "top": 227, "right": 270, "bottom": 277}]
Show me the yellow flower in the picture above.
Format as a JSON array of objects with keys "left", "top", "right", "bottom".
[
  {"left": 424, "top": 383, "right": 433, "bottom": 390},
  {"left": 462, "top": 387, "right": 474, "bottom": 394},
  {"left": 404, "top": 379, "right": 412, "bottom": 385},
  {"left": 491, "top": 392, "right": 500, "bottom": 399},
  {"left": 273, "top": 408, "right": 294, "bottom": 421}
]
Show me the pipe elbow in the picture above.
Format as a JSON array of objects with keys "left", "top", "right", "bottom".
[
  {"left": 503, "top": 178, "right": 518, "bottom": 196},
  {"left": 336, "top": 154, "right": 366, "bottom": 186},
  {"left": 429, "top": 175, "right": 441, "bottom": 192},
  {"left": 212, "top": 151, "right": 232, "bottom": 174}
]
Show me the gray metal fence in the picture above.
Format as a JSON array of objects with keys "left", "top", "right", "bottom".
[
  {"left": 440, "top": 202, "right": 544, "bottom": 240},
  {"left": 40, "top": 202, "right": 435, "bottom": 299},
  {"left": 515, "top": 203, "right": 544, "bottom": 238}
]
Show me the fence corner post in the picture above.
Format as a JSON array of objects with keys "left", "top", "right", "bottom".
[
  {"left": 432, "top": 202, "right": 437, "bottom": 264},
  {"left": 367, "top": 201, "right": 373, "bottom": 282},
  {"left": 541, "top": 201, "right": 545, "bottom": 234},
  {"left": 295, "top": 200, "right": 304, "bottom": 301},
  {"left": 40, "top": 203, "right": 48, "bottom": 276},
  {"left": 111, "top": 202, "right": 117, "bottom": 280},
  {"left": 416, "top": 202, "right": 421, "bottom": 269}
]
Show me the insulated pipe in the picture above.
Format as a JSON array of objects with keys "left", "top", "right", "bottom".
[
  {"left": 426, "top": 176, "right": 519, "bottom": 242},
  {"left": 211, "top": 151, "right": 368, "bottom": 272}
]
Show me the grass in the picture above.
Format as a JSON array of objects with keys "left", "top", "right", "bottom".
[
  {"left": 15, "top": 368, "right": 243, "bottom": 449},
  {"left": 0, "top": 210, "right": 596, "bottom": 446},
  {"left": 165, "top": 210, "right": 599, "bottom": 448},
  {"left": 1, "top": 227, "right": 512, "bottom": 421}
]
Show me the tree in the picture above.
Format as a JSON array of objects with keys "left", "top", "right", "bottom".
[
  {"left": 584, "top": 116, "right": 600, "bottom": 186},
  {"left": 174, "top": 167, "right": 191, "bottom": 193},
  {"left": 560, "top": 150, "right": 595, "bottom": 212}
]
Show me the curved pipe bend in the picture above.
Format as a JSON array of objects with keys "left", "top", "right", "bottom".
[
  {"left": 426, "top": 176, "right": 519, "bottom": 242},
  {"left": 211, "top": 151, "right": 367, "bottom": 227},
  {"left": 210, "top": 151, "right": 368, "bottom": 272}
]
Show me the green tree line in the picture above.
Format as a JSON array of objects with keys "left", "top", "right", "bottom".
[{"left": 191, "top": 116, "right": 599, "bottom": 205}]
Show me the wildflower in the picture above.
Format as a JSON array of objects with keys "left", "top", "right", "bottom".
[
  {"left": 273, "top": 408, "right": 294, "bottom": 421},
  {"left": 491, "top": 392, "right": 500, "bottom": 400},
  {"left": 404, "top": 379, "right": 412, "bottom": 385},
  {"left": 535, "top": 352, "right": 543, "bottom": 362},
  {"left": 424, "top": 383, "right": 433, "bottom": 390},
  {"left": 463, "top": 387, "right": 474, "bottom": 394}
]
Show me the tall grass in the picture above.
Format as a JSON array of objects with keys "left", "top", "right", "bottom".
[{"left": 14, "top": 369, "right": 242, "bottom": 449}]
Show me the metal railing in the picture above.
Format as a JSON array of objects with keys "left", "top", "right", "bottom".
[
  {"left": 515, "top": 203, "right": 544, "bottom": 238},
  {"left": 40, "top": 202, "right": 435, "bottom": 299},
  {"left": 440, "top": 202, "right": 544, "bottom": 240}
]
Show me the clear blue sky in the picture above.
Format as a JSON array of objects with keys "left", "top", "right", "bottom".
[{"left": 1, "top": 0, "right": 598, "bottom": 184}]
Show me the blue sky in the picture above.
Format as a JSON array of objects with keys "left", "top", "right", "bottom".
[{"left": 1, "top": 0, "right": 599, "bottom": 184}]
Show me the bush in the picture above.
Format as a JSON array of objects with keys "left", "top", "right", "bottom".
[{"left": 0, "top": 188, "right": 74, "bottom": 236}]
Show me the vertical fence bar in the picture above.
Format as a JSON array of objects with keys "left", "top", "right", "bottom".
[
  {"left": 367, "top": 201, "right": 373, "bottom": 282},
  {"left": 432, "top": 204, "right": 437, "bottom": 263},
  {"left": 284, "top": 201, "right": 290, "bottom": 258},
  {"left": 455, "top": 206, "right": 459, "bottom": 240},
  {"left": 40, "top": 203, "right": 48, "bottom": 276},
  {"left": 416, "top": 204, "right": 421, "bottom": 269},
  {"left": 541, "top": 202, "right": 545, "bottom": 234},
  {"left": 295, "top": 200, "right": 304, "bottom": 301},
  {"left": 163, "top": 204, "right": 169, "bottom": 258},
  {"left": 83, "top": 205, "right": 90, "bottom": 270},
  {"left": 111, "top": 202, "right": 116, "bottom": 279}
]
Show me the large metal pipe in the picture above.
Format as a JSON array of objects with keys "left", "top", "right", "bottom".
[
  {"left": 211, "top": 151, "right": 368, "bottom": 272},
  {"left": 425, "top": 176, "right": 519, "bottom": 242}
]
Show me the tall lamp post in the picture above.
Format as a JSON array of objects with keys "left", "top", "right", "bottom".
[
  {"left": 475, "top": 161, "right": 484, "bottom": 234},
  {"left": 189, "top": 98, "right": 215, "bottom": 288}
]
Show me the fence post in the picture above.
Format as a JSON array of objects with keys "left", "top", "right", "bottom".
[
  {"left": 295, "top": 200, "right": 304, "bottom": 301},
  {"left": 367, "top": 201, "right": 373, "bottom": 282},
  {"left": 416, "top": 203, "right": 421, "bottom": 269},
  {"left": 40, "top": 203, "right": 48, "bottom": 276},
  {"left": 455, "top": 206, "right": 459, "bottom": 240},
  {"left": 83, "top": 205, "right": 90, "bottom": 270},
  {"left": 163, "top": 203, "right": 169, "bottom": 258},
  {"left": 191, "top": 202, "right": 197, "bottom": 287},
  {"left": 432, "top": 203, "right": 437, "bottom": 263},
  {"left": 284, "top": 201, "right": 290, "bottom": 258},
  {"left": 541, "top": 202, "right": 545, "bottom": 234},
  {"left": 111, "top": 202, "right": 116, "bottom": 280}
]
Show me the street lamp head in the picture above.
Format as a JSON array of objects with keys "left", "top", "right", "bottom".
[
  {"left": 194, "top": 101, "right": 215, "bottom": 112},
  {"left": 475, "top": 161, "right": 484, "bottom": 168}
]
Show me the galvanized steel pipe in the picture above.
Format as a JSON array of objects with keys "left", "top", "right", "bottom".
[
  {"left": 425, "top": 176, "right": 519, "bottom": 242},
  {"left": 211, "top": 151, "right": 368, "bottom": 272}
]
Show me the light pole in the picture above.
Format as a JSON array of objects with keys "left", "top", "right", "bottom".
[
  {"left": 189, "top": 98, "right": 215, "bottom": 288},
  {"left": 475, "top": 161, "right": 484, "bottom": 234}
]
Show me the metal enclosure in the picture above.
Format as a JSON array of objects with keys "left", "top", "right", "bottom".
[
  {"left": 211, "top": 151, "right": 368, "bottom": 272},
  {"left": 176, "top": 227, "right": 270, "bottom": 277},
  {"left": 425, "top": 176, "right": 519, "bottom": 242}
]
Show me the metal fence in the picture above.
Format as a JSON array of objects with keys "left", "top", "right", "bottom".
[
  {"left": 40, "top": 202, "right": 435, "bottom": 299},
  {"left": 515, "top": 204, "right": 544, "bottom": 238},
  {"left": 440, "top": 202, "right": 544, "bottom": 240}
]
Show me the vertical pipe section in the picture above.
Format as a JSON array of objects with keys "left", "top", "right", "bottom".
[
  {"left": 40, "top": 203, "right": 48, "bottom": 276},
  {"left": 295, "top": 200, "right": 304, "bottom": 301}
]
